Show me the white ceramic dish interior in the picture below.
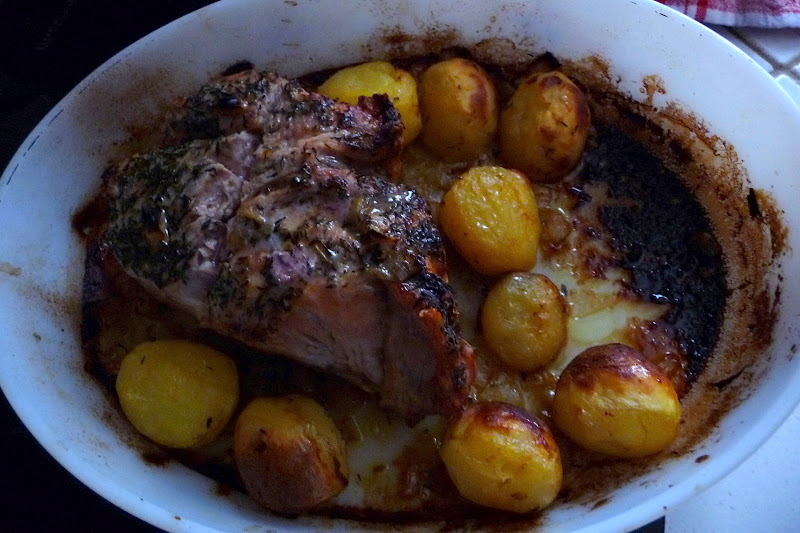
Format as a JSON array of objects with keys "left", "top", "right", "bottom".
[{"left": 1, "top": 0, "right": 799, "bottom": 531}]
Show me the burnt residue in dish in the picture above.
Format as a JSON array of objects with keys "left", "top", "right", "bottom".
[
  {"left": 580, "top": 125, "right": 726, "bottom": 380},
  {"left": 567, "top": 55, "right": 781, "bottom": 383}
]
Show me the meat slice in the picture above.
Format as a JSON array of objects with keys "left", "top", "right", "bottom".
[
  {"left": 166, "top": 69, "right": 401, "bottom": 164},
  {"left": 103, "top": 69, "right": 474, "bottom": 420},
  {"left": 104, "top": 132, "right": 257, "bottom": 311}
]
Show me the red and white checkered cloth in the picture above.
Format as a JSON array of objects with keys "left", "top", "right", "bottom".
[{"left": 660, "top": 0, "right": 800, "bottom": 27}]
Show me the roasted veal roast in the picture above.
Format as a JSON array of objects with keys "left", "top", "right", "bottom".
[{"left": 100, "top": 68, "right": 475, "bottom": 421}]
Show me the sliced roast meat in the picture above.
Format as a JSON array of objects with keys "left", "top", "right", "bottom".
[
  {"left": 166, "top": 69, "right": 402, "bottom": 164},
  {"left": 103, "top": 68, "right": 474, "bottom": 420},
  {"left": 104, "top": 132, "right": 257, "bottom": 312}
]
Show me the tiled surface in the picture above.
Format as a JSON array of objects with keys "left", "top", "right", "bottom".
[
  {"left": 665, "top": 25, "right": 800, "bottom": 533},
  {"left": 732, "top": 27, "right": 800, "bottom": 66},
  {"left": 706, "top": 25, "right": 775, "bottom": 72},
  {"left": 710, "top": 25, "right": 800, "bottom": 100}
]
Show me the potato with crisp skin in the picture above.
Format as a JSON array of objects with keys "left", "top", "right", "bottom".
[
  {"left": 318, "top": 61, "right": 422, "bottom": 145},
  {"left": 418, "top": 58, "right": 499, "bottom": 161},
  {"left": 500, "top": 71, "right": 590, "bottom": 183},
  {"left": 482, "top": 273, "right": 568, "bottom": 371},
  {"left": 440, "top": 402, "right": 562, "bottom": 513},
  {"left": 439, "top": 166, "right": 540, "bottom": 276},
  {"left": 553, "top": 344, "right": 681, "bottom": 458},
  {"left": 233, "top": 395, "right": 349, "bottom": 515},
  {"left": 115, "top": 340, "right": 239, "bottom": 449}
]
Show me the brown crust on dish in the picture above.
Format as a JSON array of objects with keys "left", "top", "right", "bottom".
[{"left": 544, "top": 54, "right": 784, "bottom": 501}]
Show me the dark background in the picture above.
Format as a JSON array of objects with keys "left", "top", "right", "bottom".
[
  {"left": 0, "top": 1, "right": 665, "bottom": 531},
  {"left": 1, "top": 2, "right": 209, "bottom": 530}
]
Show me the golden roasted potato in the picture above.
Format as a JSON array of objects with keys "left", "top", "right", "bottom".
[
  {"left": 318, "top": 60, "right": 422, "bottom": 145},
  {"left": 440, "top": 402, "right": 562, "bottom": 513},
  {"left": 115, "top": 340, "right": 239, "bottom": 449},
  {"left": 418, "top": 58, "right": 499, "bottom": 161},
  {"left": 439, "top": 166, "right": 540, "bottom": 275},
  {"left": 499, "top": 71, "right": 590, "bottom": 183},
  {"left": 233, "top": 395, "right": 349, "bottom": 515},
  {"left": 552, "top": 344, "right": 681, "bottom": 458},
  {"left": 482, "top": 273, "right": 568, "bottom": 371}
]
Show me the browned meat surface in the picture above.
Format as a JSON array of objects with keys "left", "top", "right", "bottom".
[
  {"left": 101, "top": 69, "right": 474, "bottom": 420},
  {"left": 166, "top": 69, "right": 401, "bottom": 164}
]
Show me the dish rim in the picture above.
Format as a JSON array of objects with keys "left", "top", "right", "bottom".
[{"left": 1, "top": 1, "right": 799, "bottom": 531}]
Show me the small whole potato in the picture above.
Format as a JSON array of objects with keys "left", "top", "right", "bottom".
[
  {"left": 115, "top": 340, "right": 239, "bottom": 449},
  {"left": 318, "top": 60, "right": 422, "bottom": 145},
  {"left": 418, "top": 58, "right": 499, "bottom": 161},
  {"left": 482, "top": 273, "right": 568, "bottom": 371},
  {"left": 439, "top": 166, "right": 540, "bottom": 276},
  {"left": 233, "top": 395, "right": 349, "bottom": 515},
  {"left": 499, "top": 71, "right": 590, "bottom": 183},
  {"left": 552, "top": 344, "right": 681, "bottom": 458},
  {"left": 440, "top": 402, "right": 562, "bottom": 513}
]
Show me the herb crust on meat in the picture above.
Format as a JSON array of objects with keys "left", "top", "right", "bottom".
[{"left": 101, "top": 68, "right": 475, "bottom": 421}]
